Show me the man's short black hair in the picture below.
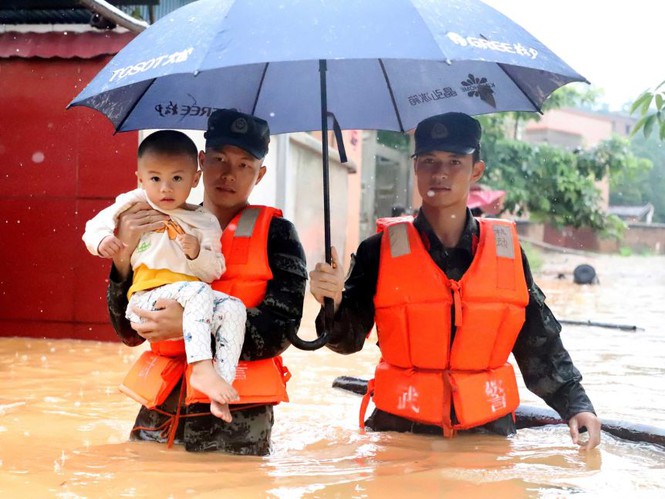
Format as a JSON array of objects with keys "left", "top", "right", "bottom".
[{"left": 137, "top": 130, "right": 198, "bottom": 163}]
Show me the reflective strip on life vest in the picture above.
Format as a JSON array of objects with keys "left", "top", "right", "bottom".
[
  {"left": 387, "top": 223, "right": 411, "bottom": 258},
  {"left": 235, "top": 207, "right": 260, "bottom": 237}
]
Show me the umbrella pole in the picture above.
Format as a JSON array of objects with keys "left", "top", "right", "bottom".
[
  {"left": 319, "top": 60, "right": 333, "bottom": 274},
  {"left": 286, "top": 60, "right": 332, "bottom": 351}
]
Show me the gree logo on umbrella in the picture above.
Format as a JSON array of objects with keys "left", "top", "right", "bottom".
[
  {"left": 447, "top": 32, "right": 539, "bottom": 60},
  {"left": 461, "top": 74, "right": 496, "bottom": 108},
  {"left": 109, "top": 48, "right": 194, "bottom": 82}
]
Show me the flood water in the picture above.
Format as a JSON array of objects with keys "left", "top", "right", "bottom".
[{"left": 1, "top": 252, "right": 665, "bottom": 497}]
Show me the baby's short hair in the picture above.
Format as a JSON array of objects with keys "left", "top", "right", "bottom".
[{"left": 138, "top": 130, "right": 198, "bottom": 164}]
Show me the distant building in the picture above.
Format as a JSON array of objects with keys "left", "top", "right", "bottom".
[
  {"left": 608, "top": 203, "right": 655, "bottom": 224},
  {"left": 522, "top": 107, "right": 638, "bottom": 214},
  {"left": 523, "top": 107, "right": 636, "bottom": 150}
]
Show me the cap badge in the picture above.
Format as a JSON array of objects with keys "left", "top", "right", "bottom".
[
  {"left": 231, "top": 117, "right": 248, "bottom": 134},
  {"left": 431, "top": 123, "right": 449, "bottom": 139}
]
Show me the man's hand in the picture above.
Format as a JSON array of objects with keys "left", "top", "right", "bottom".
[
  {"left": 98, "top": 235, "right": 127, "bottom": 258},
  {"left": 114, "top": 202, "right": 168, "bottom": 278},
  {"left": 309, "top": 246, "right": 345, "bottom": 312},
  {"left": 568, "top": 411, "right": 601, "bottom": 450},
  {"left": 177, "top": 233, "right": 200, "bottom": 260},
  {"left": 130, "top": 299, "right": 184, "bottom": 341}
]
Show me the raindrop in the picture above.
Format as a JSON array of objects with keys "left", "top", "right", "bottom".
[
  {"left": 426, "top": 190, "right": 435, "bottom": 197},
  {"left": 32, "top": 151, "right": 45, "bottom": 164}
]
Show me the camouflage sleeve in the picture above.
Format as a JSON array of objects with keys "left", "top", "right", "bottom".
[
  {"left": 512, "top": 249, "right": 596, "bottom": 421},
  {"left": 106, "top": 266, "right": 145, "bottom": 347},
  {"left": 315, "top": 233, "right": 381, "bottom": 354},
  {"left": 240, "top": 217, "right": 307, "bottom": 361}
]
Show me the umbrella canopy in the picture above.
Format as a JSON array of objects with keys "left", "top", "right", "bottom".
[
  {"left": 68, "top": 0, "right": 587, "bottom": 349},
  {"left": 69, "top": 0, "right": 587, "bottom": 133}
]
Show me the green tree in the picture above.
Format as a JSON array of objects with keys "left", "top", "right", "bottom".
[
  {"left": 477, "top": 87, "right": 656, "bottom": 236},
  {"left": 483, "top": 139, "right": 621, "bottom": 233}
]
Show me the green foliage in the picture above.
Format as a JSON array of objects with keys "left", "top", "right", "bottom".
[
  {"left": 377, "top": 130, "right": 410, "bottom": 152},
  {"left": 619, "top": 246, "right": 633, "bottom": 257},
  {"left": 580, "top": 136, "right": 651, "bottom": 180},
  {"left": 612, "top": 133, "right": 665, "bottom": 223},
  {"left": 631, "top": 80, "right": 665, "bottom": 141},
  {"left": 478, "top": 85, "right": 650, "bottom": 235},
  {"left": 482, "top": 138, "right": 626, "bottom": 236}
]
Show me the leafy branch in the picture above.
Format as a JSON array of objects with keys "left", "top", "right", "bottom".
[{"left": 631, "top": 80, "right": 665, "bottom": 140}]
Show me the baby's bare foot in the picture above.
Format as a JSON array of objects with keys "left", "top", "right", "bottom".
[
  {"left": 190, "top": 360, "right": 239, "bottom": 405},
  {"left": 211, "top": 401, "right": 232, "bottom": 422}
]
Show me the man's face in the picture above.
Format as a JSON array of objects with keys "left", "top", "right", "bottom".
[
  {"left": 137, "top": 152, "right": 200, "bottom": 211},
  {"left": 199, "top": 144, "right": 266, "bottom": 212},
  {"left": 414, "top": 150, "right": 484, "bottom": 210}
]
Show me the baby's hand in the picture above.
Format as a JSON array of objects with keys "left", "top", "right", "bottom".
[
  {"left": 98, "top": 235, "right": 126, "bottom": 258},
  {"left": 177, "top": 233, "right": 200, "bottom": 259}
]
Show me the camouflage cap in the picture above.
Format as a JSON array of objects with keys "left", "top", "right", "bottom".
[
  {"left": 204, "top": 109, "right": 270, "bottom": 159},
  {"left": 414, "top": 112, "right": 481, "bottom": 156}
]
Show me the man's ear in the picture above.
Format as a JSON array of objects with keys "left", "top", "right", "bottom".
[
  {"left": 255, "top": 164, "right": 267, "bottom": 185},
  {"left": 198, "top": 150, "right": 206, "bottom": 168},
  {"left": 471, "top": 160, "right": 485, "bottom": 183}
]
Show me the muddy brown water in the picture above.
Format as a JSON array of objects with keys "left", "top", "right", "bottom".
[{"left": 1, "top": 253, "right": 664, "bottom": 497}]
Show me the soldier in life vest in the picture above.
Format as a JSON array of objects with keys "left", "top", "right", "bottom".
[
  {"left": 106, "top": 109, "right": 307, "bottom": 455},
  {"left": 309, "top": 112, "right": 601, "bottom": 450}
]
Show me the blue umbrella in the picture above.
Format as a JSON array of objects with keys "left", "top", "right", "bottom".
[{"left": 68, "top": 0, "right": 588, "bottom": 349}]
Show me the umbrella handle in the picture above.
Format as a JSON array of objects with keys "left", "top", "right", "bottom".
[
  {"left": 287, "top": 328, "right": 330, "bottom": 351},
  {"left": 284, "top": 60, "right": 334, "bottom": 352},
  {"left": 286, "top": 298, "right": 333, "bottom": 351}
]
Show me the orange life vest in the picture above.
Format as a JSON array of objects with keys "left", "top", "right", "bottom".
[
  {"left": 119, "top": 205, "right": 291, "bottom": 409},
  {"left": 361, "top": 218, "right": 529, "bottom": 436}
]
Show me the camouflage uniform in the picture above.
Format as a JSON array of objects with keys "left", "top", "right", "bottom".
[
  {"left": 108, "top": 217, "right": 307, "bottom": 455},
  {"left": 316, "top": 208, "right": 595, "bottom": 436}
]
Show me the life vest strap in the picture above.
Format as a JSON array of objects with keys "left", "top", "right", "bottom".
[
  {"left": 442, "top": 372, "right": 456, "bottom": 438},
  {"left": 359, "top": 378, "right": 375, "bottom": 430},
  {"left": 449, "top": 280, "right": 463, "bottom": 328}
]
